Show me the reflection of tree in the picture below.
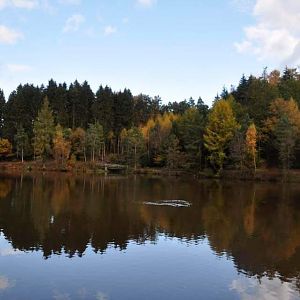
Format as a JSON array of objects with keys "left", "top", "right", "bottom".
[
  {"left": 0, "top": 178, "right": 12, "bottom": 199},
  {"left": 1, "top": 175, "right": 300, "bottom": 285},
  {"left": 201, "top": 182, "right": 300, "bottom": 283}
]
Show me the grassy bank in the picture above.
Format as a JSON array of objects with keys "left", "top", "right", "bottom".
[
  {"left": 0, "top": 161, "right": 299, "bottom": 182},
  {"left": 199, "top": 169, "right": 300, "bottom": 183},
  {"left": 0, "top": 161, "right": 190, "bottom": 177}
]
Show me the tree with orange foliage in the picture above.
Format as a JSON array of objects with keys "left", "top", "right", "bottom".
[
  {"left": 53, "top": 124, "right": 71, "bottom": 167},
  {"left": 264, "top": 98, "right": 300, "bottom": 135},
  {"left": 245, "top": 123, "right": 257, "bottom": 171},
  {"left": 0, "top": 139, "right": 12, "bottom": 158}
]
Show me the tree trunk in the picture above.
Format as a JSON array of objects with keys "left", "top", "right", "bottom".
[{"left": 134, "top": 145, "right": 137, "bottom": 170}]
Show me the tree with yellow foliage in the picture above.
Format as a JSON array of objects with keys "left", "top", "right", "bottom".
[
  {"left": 53, "top": 124, "right": 71, "bottom": 167},
  {"left": 204, "top": 100, "right": 239, "bottom": 173},
  {"left": 264, "top": 98, "right": 300, "bottom": 135},
  {"left": 0, "top": 139, "right": 12, "bottom": 158},
  {"left": 140, "top": 112, "right": 178, "bottom": 165},
  {"left": 245, "top": 123, "right": 257, "bottom": 171},
  {"left": 70, "top": 127, "right": 86, "bottom": 162}
]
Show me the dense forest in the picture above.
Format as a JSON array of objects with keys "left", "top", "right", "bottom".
[{"left": 1, "top": 66, "right": 300, "bottom": 173}]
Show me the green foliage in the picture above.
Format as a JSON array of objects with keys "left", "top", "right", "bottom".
[
  {"left": 175, "top": 107, "right": 206, "bottom": 168},
  {"left": 275, "top": 116, "right": 297, "bottom": 170},
  {"left": 86, "top": 122, "right": 104, "bottom": 162},
  {"left": 123, "top": 127, "right": 145, "bottom": 169},
  {"left": 164, "top": 134, "right": 182, "bottom": 169},
  {"left": 3, "top": 67, "right": 300, "bottom": 172},
  {"left": 14, "top": 126, "right": 30, "bottom": 162},
  {"left": 0, "top": 89, "right": 5, "bottom": 136},
  {"left": 33, "top": 97, "right": 55, "bottom": 160}
]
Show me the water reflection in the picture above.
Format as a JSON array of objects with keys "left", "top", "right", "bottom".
[{"left": 0, "top": 174, "right": 300, "bottom": 298}]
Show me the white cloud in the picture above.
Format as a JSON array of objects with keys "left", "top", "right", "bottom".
[
  {"left": 59, "top": 0, "right": 80, "bottom": 5},
  {"left": 137, "top": 0, "right": 157, "bottom": 8},
  {"left": 0, "top": 247, "right": 22, "bottom": 256},
  {"left": 230, "top": 276, "right": 298, "bottom": 300},
  {"left": 0, "top": 25, "right": 23, "bottom": 44},
  {"left": 0, "top": 0, "right": 38, "bottom": 9},
  {"left": 11, "top": 0, "right": 38, "bottom": 9},
  {"left": 0, "top": 276, "right": 14, "bottom": 290},
  {"left": 63, "top": 14, "right": 85, "bottom": 33},
  {"left": 104, "top": 25, "right": 117, "bottom": 36},
  {"left": 235, "top": 0, "right": 300, "bottom": 64},
  {"left": 7, "top": 64, "right": 32, "bottom": 73}
]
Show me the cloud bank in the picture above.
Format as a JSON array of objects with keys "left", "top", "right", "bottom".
[{"left": 235, "top": 0, "right": 300, "bottom": 65}]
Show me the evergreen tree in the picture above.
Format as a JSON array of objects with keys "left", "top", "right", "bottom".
[
  {"left": 113, "top": 89, "right": 134, "bottom": 152},
  {"left": 164, "top": 134, "right": 182, "bottom": 170},
  {"left": 33, "top": 97, "right": 55, "bottom": 160},
  {"left": 0, "top": 90, "right": 5, "bottom": 136},
  {"left": 14, "top": 126, "right": 30, "bottom": 162},
  {"left": 68, "top": 81, "right": 94, "bottom": 129},
  {"left": 275, "top": 116, "right": 297, "bottom": 170},
  {"left": 125, "top": 127, "right": 145, "bottom": 169},
  {"left": 3, "top": 84, "right": 42, "bottom": 141},
  {"left": 45, "top": 80, "right": 69, "bottom": 127},
  {"left": 175, "top": 107, "right": 206, "bottom": 168},
  {"left": 93, "top": 85, "right": 114, "bottom": 134},
  {"left": 229, "top": 129, "right": 246, "bottom": 170},
  {"left": 86, "top": 122, "right": 104, "bottom": 162}
]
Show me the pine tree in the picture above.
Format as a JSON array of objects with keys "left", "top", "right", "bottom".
[
  {"left": 229, "top": 129, "right": 246, "bottom": 170},
  {"left": 275, "top": 116, "right": 297, "bottom": 171},
  {"left": 175, "top": 107, "right": 206, "bottom": 168},
  {"left": 0, "top": 90, "right": 5, "bottom": 136},
  {"left": 33, "top": 97, "right": 55, "bottom": 160},
  {"left": 14, "top": 126, "right": 29, "bottom": 162},
  {"left": 86, "top": 122, "right": 104, "bottom": 162},
  {"left": 125, "top": 127, "right": 145, "bottom": 169},
  {"left": 3, "top": 84, "right": 42, "bottom": 142},
  {"left": 164, "top": 134, "right": 182, "bottom": 170}
]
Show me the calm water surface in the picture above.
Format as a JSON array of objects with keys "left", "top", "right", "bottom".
[{"left": 0, "top": 174, "right": 300, "bottom": 299}]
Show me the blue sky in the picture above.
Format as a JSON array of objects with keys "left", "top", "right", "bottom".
[{"left": 0, "top": 0, "right": 299, "bottom": 105}]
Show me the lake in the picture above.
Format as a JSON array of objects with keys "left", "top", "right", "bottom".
[{"left": 0, "top": 173, "right": 300, "bottom": 299}]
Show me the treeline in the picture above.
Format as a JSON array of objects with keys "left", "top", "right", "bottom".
[{"left": 1, "top": 67, "right": 300, "bottom": 172}]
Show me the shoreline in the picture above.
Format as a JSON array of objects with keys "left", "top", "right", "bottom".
[{"left": 0, "top": 161, "right": 299, "bottom": 182}]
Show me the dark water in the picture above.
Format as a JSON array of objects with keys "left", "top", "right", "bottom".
[{"left": 0, "top": 174, "right": 300, "bottom": 299}]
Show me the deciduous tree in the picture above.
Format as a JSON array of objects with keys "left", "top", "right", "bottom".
[
  {"left": 245, "top": 123, "right": 257, "bottom": 171},
  {"left": 53, "top": 124, "right": 71, "bottom": 166},
  {"left": 204, "top": 100, "right": 239, "bottom": 173}
]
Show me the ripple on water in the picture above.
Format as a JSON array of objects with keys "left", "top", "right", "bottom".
[{"left": 143, "top": 200, "right": 191, "bottom": 207}]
